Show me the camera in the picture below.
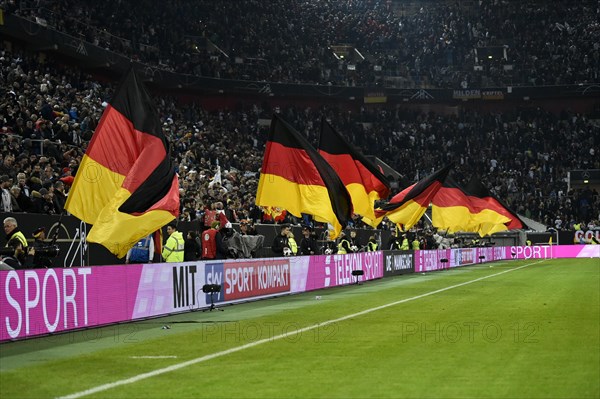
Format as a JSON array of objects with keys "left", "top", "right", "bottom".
[
  {"left": 32, "top": 245, "right": 60, "bottom": 258},
  {"left": 0, "top": 245, "right": 59, "bottom": 258},
  {"left": 0, "top": 247, "right": 15, "bottom": 256}
]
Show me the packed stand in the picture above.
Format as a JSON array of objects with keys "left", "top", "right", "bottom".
[
  {"left": 4, "top": 0, "right": 599, "bottom": 88},
  {"left": 1, "top": 49, "right": 599, "bottom": 239}
]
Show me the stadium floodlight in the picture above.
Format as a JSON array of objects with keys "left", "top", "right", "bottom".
[
  {"left": 351, "top": 270, "right": 364, "bottom": 285},
  {"left": 202, "top": 284, "right": 224, "bottom": 312}
]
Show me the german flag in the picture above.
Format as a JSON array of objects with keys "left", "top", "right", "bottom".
[
  {"left": 318, "top": 118, "right": 390, "bottom": 225},
  {"left": 431, "top": 176, "right": 508, "bottom": 234},
  {"left": 256, "top": 115, "right": 351, "bottom": 239},
  {"left": 431, "top": 177, "right": 525, "bottom": 236},
  {"left": 375, "top": 165, "right": 452, "bottom": 230},
  {"left": 465, "top": 178, "right": 525, "bottom": 235},
  {"left": 65, "top": 68, "right": 180, "bottom": 258}
]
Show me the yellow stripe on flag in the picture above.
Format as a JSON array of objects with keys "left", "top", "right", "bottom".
[
  {"left": 256, "top": 173, "right": 343, "bottom": 238},
  {"left": 432, "top": 204, "right": 511, "bottom": 236},
  {"left": 65, "top": 154, "right": 125, "bottom": 224},
  {"left": 87, "top": 187, "right": 176, "bottom": 258},
  {"left": 384, "top": 200, "right": 429, "bottom": 231},
  {"left": 346, "top": 182, "right": 380, "bottom": 223}
]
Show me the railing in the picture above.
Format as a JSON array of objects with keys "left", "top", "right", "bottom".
[{"left": 0, "top": 134, "right": 81, "bottom": 157}]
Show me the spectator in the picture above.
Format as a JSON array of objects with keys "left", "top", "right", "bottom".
[
  {"left": 0, "top": 175, "right": 14, "bottom": 212},
  {"left": 53, "top": 180, "right": 67, "bottom": 213}
]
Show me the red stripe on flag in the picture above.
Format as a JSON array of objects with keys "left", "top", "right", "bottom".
[
  {"left": 261, "top": 141, "right": 328, "bottom": 186},
  {"left": 87, "top": 105, "right": 167, "bottom": 193}
]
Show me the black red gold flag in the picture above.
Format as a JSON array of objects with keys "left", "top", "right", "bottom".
[
  {"left": 432, "top": 176, "right": 506, "bottom": 235},
  {"left": 468, "top": 178, "right": 525, "bottom": 235},
  {"left": 65, "top": 68, "right": 180, "bottom": 257},
  {"left": 318, "top": 118, "right": 390, "bottom": 226},
  {"left": 374, "top": 165, "right": 452, "bottom": 230},
  {"left": 256, "top": 115, "right": 351, "bottom": 239}
]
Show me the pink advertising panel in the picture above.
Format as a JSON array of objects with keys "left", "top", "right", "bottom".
[
  {"left": 2, "top": 247, "right": 594, "bottom": 341},
  {"left": 1, "top": 252, "right": 384, "bottom": 342},
  {"left": 0, "top": 266, "right": 143, "bottom": 341},
  {"left": 222, "top": 259, "right": 291, "bottom": 300},
  {"left": 303, "top": 252, "right": 384, "bottom": 290},
  {"left": 414, "top": 249, "right": 451, "bottom": 272},
  {"left": 506, "top": 245, "right": 599, "bottom": 259}
]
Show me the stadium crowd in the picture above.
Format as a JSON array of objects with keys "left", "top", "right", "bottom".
[
  {"left": 1, "top": 47, "right": 598, "bottom": 235},
  {"left": 4, "top": 0, "right": 599, "bottom": 88}
]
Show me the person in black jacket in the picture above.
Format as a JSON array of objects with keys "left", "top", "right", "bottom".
[
  {"left": 52, "top": 180, "right": 67, "bottom": 213},
  {"left": 184, "top": 231, "right": 201, "bottom": 261},
  {"left": 387, "top": 229, "right": 402, "bottom": 250},
  {"left": 348, "top": 229, "right": 362, "bottom": 252},
  {"left": 271, "top": 224, "right": 291, "bottom": 256},
  {"left": 299, "top": 226, "right": 318, "bottom": 256}
]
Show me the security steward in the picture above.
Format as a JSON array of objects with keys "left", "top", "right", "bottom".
[
  {"left": 367, "top": 236, "right": 378, "bottom": 252},
  {"left": 411, "top": 236, "right": 420, "bottom": 250},
  {"left": 400, "top": 234, "right": 410, "bottom": 250},
  {"left": 162, "top": 222, "right": 185, "bottom": 262},
  {"left": 337, "top": 231, "right": 352, "bottom": 254},
  {"left": 3, "top": 217, "right": 29, "bottom": 268}
]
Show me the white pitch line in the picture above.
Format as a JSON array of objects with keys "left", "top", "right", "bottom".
[
  {"left": 57, "top": 260, "right": 544, "bottom": 399},
  {"left": 129, "top": 356, "right": 178, "bottom": 359}
]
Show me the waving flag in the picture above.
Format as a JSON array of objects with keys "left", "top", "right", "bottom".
[
  {"left": 432, "top": 177, "right": 525, "bottom": 236},
  {"left": 256, "top": 115, "right": 351, "bottom": 238},
  {"left": 465, "top": 178, "right": 527, "bottom": 237},
  {"left": 65, "top": 68, "right": 180, "bottom": 257},
  {"left": 318, "top": 118, "right": 390, "bottom": 225},
  {"left": 375, "top": 165, "right": 452, "bottom": 230}
]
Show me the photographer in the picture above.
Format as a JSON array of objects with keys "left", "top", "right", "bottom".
[{"left": 31, "top": 227, "right": 54, "bottom": 268}]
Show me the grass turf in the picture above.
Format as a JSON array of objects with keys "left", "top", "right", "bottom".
[{"left": 0, "top": 258, "right": 598, "bottom": 398}]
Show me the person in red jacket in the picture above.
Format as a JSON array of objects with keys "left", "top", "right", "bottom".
[{"left": 201, "top": 221, "right": 228, "bottom": 259}]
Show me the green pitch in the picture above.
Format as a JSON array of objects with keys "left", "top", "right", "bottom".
[{"left": 1, "top": 258, "right": 598, "bottom": 398}]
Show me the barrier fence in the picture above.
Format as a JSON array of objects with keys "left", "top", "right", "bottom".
[{"left": 1, "top": 245, "right": 598, "bottom": 342}]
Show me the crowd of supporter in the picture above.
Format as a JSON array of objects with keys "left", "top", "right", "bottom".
[
  {"left": 1, "top": 47, "right": 599, "bottom": 234},
  {"left": 4, "top": 0, "right": 599, "bottom": 88}
]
